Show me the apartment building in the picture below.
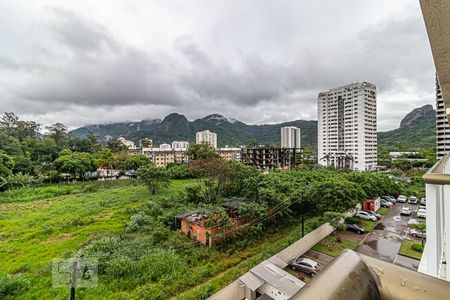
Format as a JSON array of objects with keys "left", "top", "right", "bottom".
[
  {"left": 318, "top": 82, "right": 377, "bottom": 171},
  {"left": 172, "top": 141, "right": 190, "bottom": 151},
  {"left": 241, "top": 148, "right": 302, "bottom": 172},
  {"left": 142, "top": 147, "right": 188, "bottom": 168},
  {"left": 281, "top": 126, "right": 301, "bottom": 148},
  {"left": 436, "top": 76, "right": 450, "bottom": 159},
  {"left": 196, "top": 130, "right": 217, "bottom": 149},
  {"left": 117, "top": 137, "right": 135, "bottom": 149},
  {"left": 216, "top": 147, "right": 241, "bottom": 161}
]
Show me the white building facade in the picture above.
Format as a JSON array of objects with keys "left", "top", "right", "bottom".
[
  {"left": 436, "top": 76, "right": 450, "bottom": 160},
  {"left": 196, "top": 130, "right": 217, "bottom": 149},
  {"left": 318, "top": 82, "right": 377, "bottom": 171},
  {"left": 280, "top": 126, "right": 301, "bottom": 149},
  {"left": 117, "top": 137, "right": 135, "bottom": 149},
  {"left": 172, "top": 141, "right": 190, "bottom": 151}
]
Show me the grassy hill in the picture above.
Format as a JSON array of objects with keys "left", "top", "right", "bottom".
[{"left": 0, "top": 180, "right": 305, "bottom": 299}]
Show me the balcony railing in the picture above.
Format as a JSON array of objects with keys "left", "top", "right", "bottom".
[{"left": 420, "top": 153, "right": 450, "bottom": 280}]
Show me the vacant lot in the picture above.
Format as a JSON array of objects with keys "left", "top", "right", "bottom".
[{"left": 0, "top": 180, "right": 308, "bottom": 299}]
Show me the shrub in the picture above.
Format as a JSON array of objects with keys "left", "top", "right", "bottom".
[
  {"left": 0, "top": 273, "right": 29, "bottom": 298},
  {"left": 412, "top": 244, "right": 424, "bottom": 252},
  {"left": 79, "top": 184, "right": 98, "bottom": 193},
  {"left": 125, "top": 212, "right": 152, "bottom": 232},
  {"left": 346, "top": 217, "right": 361, "bottom": 225}
]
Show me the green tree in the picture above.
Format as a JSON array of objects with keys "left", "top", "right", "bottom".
[
  {"left": 322, "top": 211, "right": 346, "bottom": 240},
  {"left": 125, "top": 154, "right": 151, "bottom": 171},
  {"left": 138, "top": 164, "right": 170, "bottom": 194},
  {"left": 46, "top": 123, "right": 69, "bottom": 149},
  {"left": 0, "top": 152, "right": 14, "bottom": 177},
  {"left": 186, "top": 143, "right": 219, "bottom": 160},
  {"left": 94, "top": 148, "right": 115, "bottom": 168},
  {"left": 310, "top": 178, "right": 364, "bottom": 214},
  {"left": 54, "top": 152, "right": 96, "bottom": 179},
  {"left": 188, "top": 158, "right": 231, "bottom": 204},
  {"left": 410, "top": 222, "right": 427, "bottom": 246}
]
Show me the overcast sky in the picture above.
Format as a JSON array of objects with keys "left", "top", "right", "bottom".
[{"left": 0, "top": 0, "right": 435, "bottom": 131}]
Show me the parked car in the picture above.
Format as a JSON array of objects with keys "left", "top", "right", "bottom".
[
  {"left": 408, "top": 218, "right": 419, "bottom": 226},
  {"left": 345, "top": 222, "right": 365, "bottom": 234},
  {"left": 410, "top": 229, "right": 426, "bottom": 238},
  {"left": 365, "top": 210, "right": 382, "bottom": 220},
  {"left": 400, "top": 207, "right": 412, "bottom": 216},
  {"left": 356, "top": 211, "right": 377, "bottom": 221},
  {"left": 420, "top": 198, "right": 426, "bottom": 206},
  {"left": 417, "top": 208, "right": 427, "bottom": 218},
  {"left": 381, "top": 195, "right": 396, "bottom": 204},
  {"left": 397, "top": 195, "right": 408, "bottom": 203},
  {"left": 408, "top": 196, "right": 418, "bottom": 204},
  {"left": 290, "top": 257, "right": 321, "bottom": 276},
  {"left": 419, "top": 205, "right": 426, "bottom": 210},
  {"left": 380, "top": 199, "right": 393, "bottom": 208}
]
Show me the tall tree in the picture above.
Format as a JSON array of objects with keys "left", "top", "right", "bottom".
[{"left": 138, "top": 164, "right": 170, "bottom": 194}]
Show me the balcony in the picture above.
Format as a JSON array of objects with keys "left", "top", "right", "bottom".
[{"left": 420, "top": 153, "right": 450, "bottom": 281}]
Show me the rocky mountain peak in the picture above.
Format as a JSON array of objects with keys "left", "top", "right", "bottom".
[{"left": 399, "top": 104, "right": 434, "bottom": 128}]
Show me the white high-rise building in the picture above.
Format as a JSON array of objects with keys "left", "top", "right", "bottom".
[
  {"left": 280, "top": 126, "right": 301, "bottom": 148},
  {"left": 172, "top": 141, "right": 190, "bottom": 151},
  {"left": 196, "top": 130, "right": 217, "bottom": 148},
  {"left": 318, "top": 82, "right": 377, "bottom": 171},
  {"left": 436, "top": 76, "right": 450, "bottom": 160}
]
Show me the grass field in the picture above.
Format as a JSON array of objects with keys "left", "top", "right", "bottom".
[
  {"left": 311, "top": 235, "right": 358, "bottom": 257},
  {"left": 0, "top": 179, "right": 308, "bottom": 299},
  {"left": 377, "top": 207, "right": 390, "bottom": 215},
  {"left": 399, "top": 239, "right": 424, "bottom": 260}
]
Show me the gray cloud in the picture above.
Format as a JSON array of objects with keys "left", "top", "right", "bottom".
[{"left": 0, "top": 0, "right": 436, "bottom": 131}]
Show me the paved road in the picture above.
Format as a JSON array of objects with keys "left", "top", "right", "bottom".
[{"left": 356, "top": 200, "right": 421, "bottom": 270}]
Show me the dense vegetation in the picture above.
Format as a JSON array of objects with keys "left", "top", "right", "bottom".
[{"left": 0, "top": 152, "right": 424, "bottom": 299}]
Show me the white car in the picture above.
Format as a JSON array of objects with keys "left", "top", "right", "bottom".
[
  {"left": 417, "top": 209, "right": 426, "bottom": 218},
  {"left": 356, "top": 211, "right": 377, "bottom": 221},
  {"left": 420, "top": 198, "right": 426, "bottom": 206},
  {"left": 408, "top": 218, "right": 419, "bottom": 226},
  {"left": 400, "top": 207, "right": 411, "bottom": 216},
  {"left": 408, "top": 196, "right": 418, "bottom": 204},
  {"left": 410, "top": 229, "right": 426, "bottom": 238},
  {"left": 397, "top": 195, "right": 407, "bottom": 203}
]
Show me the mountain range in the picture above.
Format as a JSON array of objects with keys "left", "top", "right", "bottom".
[{"left": 71, "top": 105, "right": 436, "bottom": 149}]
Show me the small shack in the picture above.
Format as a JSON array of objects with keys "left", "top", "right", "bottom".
[{"left": 239, "top": 256, "right": 305, "bottom": 300}]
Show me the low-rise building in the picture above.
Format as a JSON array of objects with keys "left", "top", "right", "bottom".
[
  {"left": 216, "top": 147, "right": 242, "bottom": 161},
  {"left": 142, "top": 147, "right": 188, "bottom": 168}
]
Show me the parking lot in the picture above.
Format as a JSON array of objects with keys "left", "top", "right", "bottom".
[{"left": 356, "top": 199, "right": 422, "bottom": 270}]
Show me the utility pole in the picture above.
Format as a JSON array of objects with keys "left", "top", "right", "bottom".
[
  {"left": 300, "top": 191, "right": 305, "bottom": 238},
  {"left": 70, "top": 259, "right": 79, "bottom": 300}
]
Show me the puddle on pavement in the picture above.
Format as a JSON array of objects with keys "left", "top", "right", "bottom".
[
  {"left": 374, "top": 223, "right": 385, "bottom": 230},
  {"left": 365, "top": 238, "right": 401, "bottom": 260}
]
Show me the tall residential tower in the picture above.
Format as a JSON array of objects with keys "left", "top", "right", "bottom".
[
  {"left": 280, "top": 126, "right": 301, "bottom": 148},
  {"left": 196, "top": 130, "right": 217, "bottom": 149},
  {"left": 436, "top": 76, "right": 450, "bottom": 159},
  {"left": 318, "top": 82, "right": 377, "bottom": 171}
]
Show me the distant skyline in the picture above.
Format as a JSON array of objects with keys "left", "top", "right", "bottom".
[{"left": 0, "top": 0, "right": 435, "bottom": 131}]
